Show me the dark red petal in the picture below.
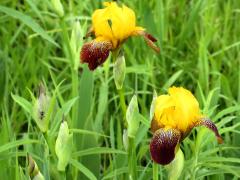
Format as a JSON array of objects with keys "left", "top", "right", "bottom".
[
  {"left": 144, "top": 33, "right": 157, "bottom": 42},
  {"left": 195, "top": 118, "right": 223, "bottom": 144},
  {"left": 80, "top": 40, "right": 112, "bottom": 70},
  {"left": 143, "top": 33, "right": 160, "bottom": 53},
  {"left": 135, "top": 30, "right": 160, "bottom": 53},
  {"left": 150, "top": 128, "right": 181, "bottom": 165}
]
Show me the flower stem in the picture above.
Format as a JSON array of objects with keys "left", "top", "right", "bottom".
[
  {"left": 117, "top": 88, "right": 127, "bottom": 123},
  {"left": 71, "top": 69, "right": 79, "bottom": 126},
  {"left": 112, "top": 50, "right": 127, "bottom": 126},
  {"left": 59, "top": 171, "right": 66, "bottom": 180},
  {"left": 191, "top": 142, "right": 199, "bottom": 180},
  {"left": 60, "top": 16, "right": 79, "bottom": 180},
  {"left": 128, "top": 137, "right": 137, "bottom": 180},
  {"left": 153, "top": 162, "right": 159, "bottom": 180},
  {"left": 43, "top": 132, "right": 55, "bottom": 156},
  {"left": 60, "top": 17, "right": 79, "bottom": 130}
]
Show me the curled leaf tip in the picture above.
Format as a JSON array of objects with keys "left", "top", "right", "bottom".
[
  {"left": 80, "top": 40, "right": 112, "bottom": 70},
  {"left": 143, "top": 32, "right": 160, "bottom": 53},
  {"left": 144, "top": 33, "right": 157, "bottom": 42},
  {"left": 150, "top": 128, "right": 181, "bottom": 165},
  {"left": 135, "top": 30, "right": 160, "bottom": 53},
  {"left": 217, "top": 136, "right": 224, "bottom": 144},
  {"left": 195, "top": 118, "right": 223, "bottom": 144}
]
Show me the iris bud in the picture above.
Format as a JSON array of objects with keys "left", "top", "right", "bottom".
[
  {"left": 150, "top": 90, "right": 157, "bottom": 120},
  {"left": 28, "top": 155, "right": 44, "bottom": 180},
  {"left": 55, "top": 121, "right": 73, "bottom": 171},
  {"left": 33, "top": 83, "right": 51, "bottom": 132},
  {"left": 122, "top": 129, "right": 129, "bottom": 151},
  {"left": 126, "top": 95, "right": 139, "bottom": 138},
  {"left": 166, "top": 149, "right": 184, "bottom": 180},
  {"left": 70, "top": 21, "right": 82, "bottom": 70},
  {"left": 113, "top": 52, "right": 126, "bottom": 90},
  {"left": 51, "top": 0, "right": 64, "bottom": 17}
]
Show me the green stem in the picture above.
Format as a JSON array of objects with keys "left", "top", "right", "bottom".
[
  {"left": 191, "top": 144, "right": 199, "bottom": 180},
  {"left": 59, "top": 171, "right": 66, "bottom": 180},
  {"left": 117, "top": 88, "right": 127, "bottom": 122},
  {"left": 60, "top": 16, "right": 79, "bottom": 180},
  {"left": 60, "top": 17, "right": 79, "bottom": 129},
  {"left": 128, "top": 137, "right": 137, "bottom": 180},
  {"left": 71, "top": 69, "right": 79, "bottom": 126},
  {"left": 43, "top": 132, "right": 55, "bottom": 156},
  {"left": 153, "top": 162, "right": 159, "bottom": 180},
  {"left": 112, "top": 49, "right": 127, "bottom": 126}
]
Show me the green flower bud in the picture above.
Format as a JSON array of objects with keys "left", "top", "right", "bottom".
[
  {"left": 126, "top": 95, "right": 139, "bottom": 138},
  {"left": 150, "top": 90, "right": 157, "bottom": 120},
  {"left": 33, "top": 84, "right": 51, "bottom": 132},
  {"left": 70, "top": 21, "right": 82, "bottom": 70},
  {"left": 28, "top": 155, "right": 45, "bottom": 180},
  {"left": 113, "top": 52, "right": 126, "bottom": 90},
  {"left": 33, "top": 173, "right": 45, "bottom": 180},
  {"left": 122, "top": 129, "right": 128, "bottom": 151},
  {"left": 55, "top": 121, "right": 73, "bottom": 171},
  {"left": 166, "top": 148, "right": 184, "bottom": 180},
  {"left": 51, "top": 0, "right": 64, "bottom": 17}
]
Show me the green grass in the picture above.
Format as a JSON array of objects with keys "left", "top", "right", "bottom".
[{"left": 1, "top": 0, "right": 240, "bottom": 179}]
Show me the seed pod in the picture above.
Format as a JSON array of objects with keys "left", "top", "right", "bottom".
[
  {"left": 55, "top": 121, "right": 73, "bottom": 171},
  {"left": 113, "top": 52, "right": 126, "bottom": 90},
  {"left": 126, "top": 95, "right": 139, "bottom": 138}
]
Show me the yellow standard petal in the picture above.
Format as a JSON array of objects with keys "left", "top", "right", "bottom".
[
  {"left": 92, "top": 2, "right": 142, "bottom": 49},
  {"left": 152, "top": 87, "right": 202, "bottom": 137}
]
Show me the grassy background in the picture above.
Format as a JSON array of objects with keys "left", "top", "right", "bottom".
[{"left": 0, "top": 0, "right": 240, "bottom": 179}]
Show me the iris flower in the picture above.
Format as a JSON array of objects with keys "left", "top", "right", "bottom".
[
  {"left": 80, "top": 2, "right": 159, "bottom": 70},
  {"left": 150, "top": 87, "right": 223, "bottom": 165}
]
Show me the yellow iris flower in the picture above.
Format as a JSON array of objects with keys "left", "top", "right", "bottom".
[
  {"left": 80, "top": 1, "right": 159, "bottom": 70},
  {"left": 150, "top": 87, "right": 223, "bottom": 165}
]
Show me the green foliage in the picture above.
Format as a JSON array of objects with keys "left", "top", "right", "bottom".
[{"left": 0, "top": 0, "right": 240, "bottom": 179}]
